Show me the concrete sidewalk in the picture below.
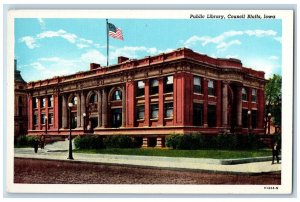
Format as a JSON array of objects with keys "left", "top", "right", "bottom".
[{"left": 14, "top": 148, "right": 281, "bottom": 174}]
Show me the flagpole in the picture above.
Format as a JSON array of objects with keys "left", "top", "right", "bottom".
[{"left": 106, "top": 19, "right": 109, "bottom": 67}]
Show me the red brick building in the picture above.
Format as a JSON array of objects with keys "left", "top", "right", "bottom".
[{"left": 26, "top": 48, "right": 266, "bottom": 147}]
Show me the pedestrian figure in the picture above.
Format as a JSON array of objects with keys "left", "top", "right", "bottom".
[
  {"left": 272, "top": 141, "right": 280, "bottom": 164},
  {"left": 33, "top": 139, "right": 39, "bottom": 153}
]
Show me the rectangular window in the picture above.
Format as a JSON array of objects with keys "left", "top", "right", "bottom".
[
  {"left": 41, "top": 98, "right": 46, "bottom": 108},
  {"left": 252, "top": 110, "right": 257, "bottom": 129},
  {"left": 33, "top": 114, "right": 38, "bottom": 125},
  {"left": 136, "top": 80, "right": 145, "bottom": 97},
  {"left": 33, "top": 98, "right": 38, "bottom": 108},
  {"left": 41, "top": 114, "right": 46, "bottom": 124},
  {"left": 150, "top": 79, "right": 159, "bottom": 95},
  {"left": 48, "top": 113, "right": 53, "bottom": 124},
  {"left": 193, "top": 103, "right": 203, "bottom": 126},
  {"left": 49, "top": 96, "right": 53, "bottom": 107},
  {"left": 193, "top": 76, "right": 202, "bottom": 93},
  {"left": 164, "top": 102, "right": 173, "bottom": 118},
  {"left": 207, "top": 105, "right": 216, "bottom": 127},
  {"left": 242, "top": 87, "right": 248, "bottom": 101},
  {"left": 136, "top": 105, "right": 145, "bottom": 120},
  {"left": 164, "top": 76, "right": 173, "bottom": 93},
  {"left": 242, "top": 109, "right": 249, "bottom": 128},
  {"left": 252, "top": 89, "right": 257, "bottom": 102},
  {"left": 208, "top": 80, "right": 215, "bottom": 96},
  {"left": 150, "top": 104, "right": 159, "bottom": 119}
]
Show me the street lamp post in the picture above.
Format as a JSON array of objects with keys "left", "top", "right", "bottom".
[
  {"left": 247, "top": 110, "right": 251, "bottom": 135},
  {"left": 68, "top": 102, "right": 74, "bottom": 160},
  {"left": 268, "top": 113, "right": 272, "bottom": 135},
  {"left": 83, "top": 113, "right": 86, "bottom": 133},
  {"left": 45, "top": 116, "right": 48, "bottom": 135}
]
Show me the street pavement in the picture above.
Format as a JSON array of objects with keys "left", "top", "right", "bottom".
[{"left": 14, "top": 144, "right": 281, "bottom": 174}]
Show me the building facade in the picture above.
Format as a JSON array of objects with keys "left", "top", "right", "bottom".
[
  {"left": 26, "top": 48, "right": 266, "bottom": 147},
  {"left": 14, "top": 59, "right": 28, "bottom": 137}
]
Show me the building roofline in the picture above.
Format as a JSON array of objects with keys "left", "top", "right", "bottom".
[{"left": 27, "top": 47, "right": 265, "bottom": 88}]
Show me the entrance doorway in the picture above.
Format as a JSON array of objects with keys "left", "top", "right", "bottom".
[{"left": 112, "top": 108, "right": 122, "bottom": 128}]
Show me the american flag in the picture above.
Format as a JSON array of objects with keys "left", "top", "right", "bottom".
[{"left": 108, "top": 23, "right": 123, "bottom": 40}]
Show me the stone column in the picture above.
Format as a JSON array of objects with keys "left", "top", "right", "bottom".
[
  {"left": 80, "top": 92, "right": 86, "bottom": 128},
  {"left": 158, "top": 78, "right": 164, "bottom": 126},
  {"left": 144, "top": 80, "right": 150, "bottom": 127},
  {"left": 76, "top": 93, "right": 81, "bottom": 128},
  {"left": 222, "top": 82, "right": 228, "bottom": 127},
  {"left": 122, "top": 86, "right": 126, "bottom": 127},
  {"left": 97, "top": 90, "right": 102, "bottom": 127},
  {"left": 37, "top": 97, "right": 42, "bottom": 130},
  {"left": 102, "top": 88, "right": 108, "bottom": 128},
  {"left": 62, "top": 94, "right": 68, "bottom": 129},
  {"left": 236, "top": 86, "right": 242, "bottom": 127},
  {"left": 155, "top": 137, "right": 165, "bottom": 148},
  {"left": 142, "top": 137, "right": 149, "bottom": 148},
  {"left": 28, "top": 95, "right": 33, "bottom": 130},
  {"left": 203, "top": 78, "right": 208, "bottom": 127},
  {"left": 53, "top": 94, "right": 59, "bottom": 129},
  {"left": 216, "top": 80, "right": 222, "bottom": 127}
]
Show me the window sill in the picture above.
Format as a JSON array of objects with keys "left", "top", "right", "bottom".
[
  {"left": 208, "top": 95, "right": 216, "bottom": 98},
  {"left": 164, "top": 92, "right": 174, "bottom": 95},
  {"left": 136, "top": 119, "right": 145, "bottom": 122},
  {"left": 193, "top": 92, "right": 203, "bottom": 96},
  {"left": 164, "top": 117, "right": 173, "bottom": 120},
  {"left": 150, "top": 118, "right": 158, "bottom": 121}
]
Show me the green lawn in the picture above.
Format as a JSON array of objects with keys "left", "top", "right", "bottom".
[{"left": 74, "top": 148, "right": 272, "bottom": 159}]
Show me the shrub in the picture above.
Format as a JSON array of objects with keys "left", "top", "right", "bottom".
[
  {"left": 213, "top": 133, "right": 238, "bottom": 150},
  {"left": 166, "top": 133, "right": 181, "bottom": 149},
  {"left": 166, "top": 133, "right": 266, "bottom": 150},
  {"left": 104, "top": 135, "right": 135, "bottom": 148},
  {"left": 166, "top": 133, "right": 204, "bottom": 150},
  {"left": 74, "top": 135, "right": 104, "bottom": 149},
  {"left": 14, "top": 135, "right": 38, "bottom": 148}
]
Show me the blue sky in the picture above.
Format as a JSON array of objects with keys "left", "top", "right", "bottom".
[{"left": 15, "top": 18, "right": 282, "bottom": 82}]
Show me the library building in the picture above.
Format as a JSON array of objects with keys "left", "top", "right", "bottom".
[{"left": 24, "top": 48, "right": 266, "bottom": 147}]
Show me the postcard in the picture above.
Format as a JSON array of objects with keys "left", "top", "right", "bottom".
[{"left": 6, "top": 9, "right": 294, "bottom": 194}]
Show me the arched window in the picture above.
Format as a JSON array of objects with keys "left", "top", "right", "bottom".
[
  {"left": 71, "top": 96, "right": 77, "bottom": 105},
  {"left": 112, "top": 90, "right": 122, "bottom": 101},
  {"left": 89, "top": 93, "right": 97, "bottom": 103}
]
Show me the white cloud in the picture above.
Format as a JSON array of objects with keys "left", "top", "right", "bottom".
[
  {"left": 20, "top": 36, "right": 39, "bottom": 49},
  {"left": 183, "top": 29, "right": 279, "bottom": 52},
  {"left": 268, "top": 56, "right": 278, "bottom": 60},
  {"left": 80, "top": 49, "right": 107, "bottom": 65},
  {"left": 243, "top": 57, "right": 280, "bottom": 79},
  {"left": 225, "top": 54, "right": 239, "bottom": 59},
  {"left": 76, "top": 44, "right": 90, "bottom": 49},
  {"left": 216, "top": 40, "right": 241, "bottom": 51},
  {"left": 37, "top": 29, "right": 77, "bottom": 43},
  {"left": 30, "top": 62, "right": 46, "bottom": 70},
  {"left": 274, "top": 36, "right": 282, "bottom": 43},
  {"left": 37, "top": 18, "right": 46, "bottom": 29},
  {"left": 244, "top": 29, "right": 277, "bottom": 37},
  {"left": 110, "top": 46, "right": 160, "bottom": 60},
  {"left": 20, "top": 29, "right": 100, "bottom": 50},
  {"left": 38, "top": 57, "right": 61, "bottom": 62}
]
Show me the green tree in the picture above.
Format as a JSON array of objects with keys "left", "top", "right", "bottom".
[{"left": 265, "top": 74, "right": 282, "bottom": 126}]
